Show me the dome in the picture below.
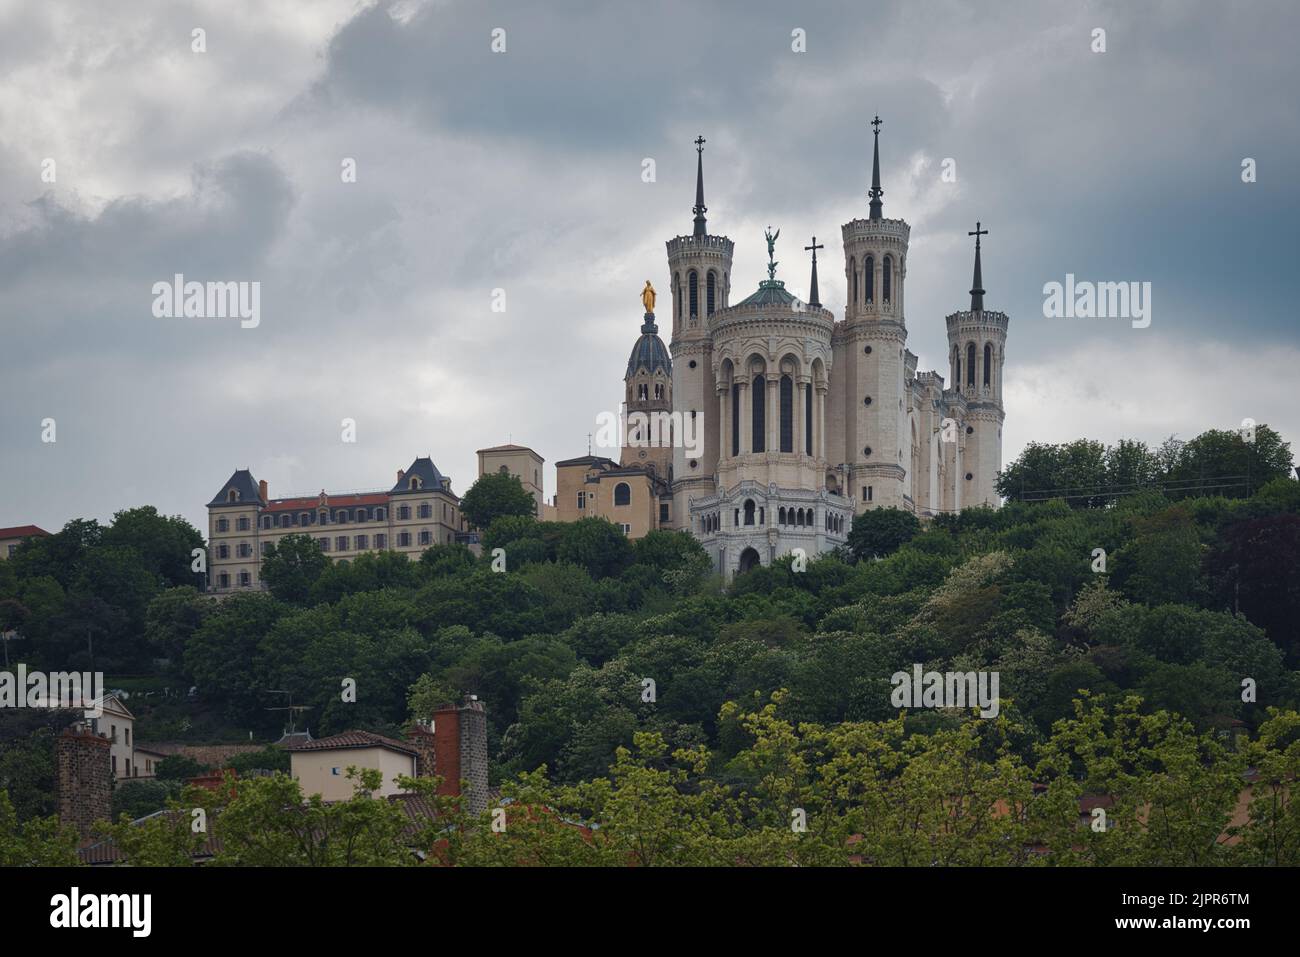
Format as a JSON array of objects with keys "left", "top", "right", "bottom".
[{"left": 626, "top": 317, "right": 672, "bottom": 377}]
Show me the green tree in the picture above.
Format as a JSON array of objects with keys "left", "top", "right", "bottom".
[
  {"left": 460, "top": 472, "right": 537, "bottom": 530},
  {"left": 260, "top": 534, "right": 329, "bottom": 604},
  {"left": 846, "top": 508, "right": 921, "bottom": 561}
]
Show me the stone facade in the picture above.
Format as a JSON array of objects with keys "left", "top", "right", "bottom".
[{"left": 656, "top": 129, "right": 1008, "bottom": 576}]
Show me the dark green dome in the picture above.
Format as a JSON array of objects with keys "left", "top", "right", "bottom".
[{"left": 626, "top": 315, "right": 672, "bottom": 377}]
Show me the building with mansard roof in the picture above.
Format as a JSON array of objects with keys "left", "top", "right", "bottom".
[{"left": 204, "top": 456, "right": 468, "bottom": 592}]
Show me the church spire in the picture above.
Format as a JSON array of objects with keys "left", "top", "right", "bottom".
[
  {"left": 868, "top": 115, "right": 884, "bottom": 220},
  {"left": 692, "top": 135, "right": 708, "bottom": 238},
  {"left": 968, "top": 221, "right": 988, "bottom": 312},
  {"left": 805, "top": 236, "right": 824, "bottom": 308}
]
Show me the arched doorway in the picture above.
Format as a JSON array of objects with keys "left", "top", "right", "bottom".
[{"left": 737, "top": 547, "right": 761, "bottom": 575}]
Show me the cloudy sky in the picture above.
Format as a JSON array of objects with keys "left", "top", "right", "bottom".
[{"left": 2, "top": 0, "right": 1297, "bottom": 534}]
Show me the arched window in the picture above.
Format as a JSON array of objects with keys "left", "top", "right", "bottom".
[
  {"left": 227, "top": 490, "right": 239, "bottom": 502},
  {"left": 732, "top": 383, "right": 741, "bottom": 456},
  {"left": 614, "top": 482, "right": 631, "bottom": 506},
  {"left": 751, "top": 375, "right": 766, "bottom": 453},
  {"left": 805, "top": 383, "right": 813, "bottom": 455},
  {"left": 688, "top": 271, "right": 699, "bottom": 317},
  {"left": 674, "top": 277, "right": 681, "bottom": 320},
  {"left": 850, "top": 257, "right": 858, "bottom": 303},
  {"left": 706, "top": 272, "right": 716, "bottom": 315},
  {"left": 966, "top": 342, "right": 976, "bottom": 387},
  {"left": 883, "top": 255, "right": 892, "bottom": 302},
  {"left": 779, "top": 374, "right": 793, "bottom": 453},
  {"left": 864, "top": 255, "right": 874, "bottom": 302},
  {"left": 984, "top": 343, "right": 992, "bottom": 387},
  {"left": 744, "top": 499, "right": 756, "bottom": 525}
]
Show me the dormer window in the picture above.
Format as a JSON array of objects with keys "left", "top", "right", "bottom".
[
  {"left": 227, "top": 490, "right": 240, "bottom": 502},
  {"left": 409, "top": 476, "right": 422, "bottom": 490}
]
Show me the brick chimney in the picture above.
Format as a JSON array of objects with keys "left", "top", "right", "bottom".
[
  {"left": 408, "top": 697, "right": 488, "bottom": 815},
  {"left": 56, "top": 727, "right": 111, "bottom": 844},
  {"left": 397, "top": 469, "right": 405, "bottom": 485},
  {"left": 258, "top": 479, "right": 268, "bottom": 503}
]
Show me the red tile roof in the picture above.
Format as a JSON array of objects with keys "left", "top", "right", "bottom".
[
  {"left": 286, "top": 730, "right": 417, "bottom": 757},
  {"left": 264, "top": 493, "right": 389, "bottom": 512},
  {"left": 0, "top": 525, "right": 50, "bottom": 539}
]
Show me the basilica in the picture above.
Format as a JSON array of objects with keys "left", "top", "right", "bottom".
[{"left": 619, "top": 120, "right": 1009, "bottom": 577}]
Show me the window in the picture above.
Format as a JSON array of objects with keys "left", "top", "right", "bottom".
[
  {"left": 688, "top": 270, "right": 699, "bottom": 316},
  {"left": 398, "top": 505, "right": 411, "bottom": 520},
  {"left": 319, "top": 537, "right": 330, "bottom": 552},
  {"left": 805, "top": 383, "right": 813, "bottom": 455},
  {"left": 620, "top": 523, "right": 631, "bottom": 535},
  {"left": 419, "top": 530, "right": 432, "bottom": 546},
  {"left": 375, "top": 507, "right": 385, "bottom": 521},
  {"left": 237, "top": 543, "right": 252, "bottom": 558},
  {"left": 216, "top": 518, "right": 229, "bottom": 533},
  {"left": 112, "top": 755, "right": 117, "bottom": 774},
  {"left": 659, "top": 503, "right": 669, "bottom": 523},
  {"left": 398, "top": 532, "right": 412, "bottom": 548},
  {"left": 336, "top": 536, "right": 349, "bottom": 551},
  {"left": 125, "top": 728, "right": 130, "bottom": 746},
  {"left": 356, "top": 507, "right": 368, "bottom": 522},
  {"left": 409, "top": 476, "right": 422, "bottom": 490},
  {"left": 850, "top": 256, "right": 858, "bottom": 303},
  {"left": 260, "top": 541, "right": 270, "bottom": 555},
  {"left": 217, "top": 544, "right": 229, "bottom": 559},
  {"left": 883, "top": 255, "right": 892, "bottom": 302},
  {"left": 577, "top": 491, "right": 586, "bottom": 509},
  {"left": 614, "top": 482, "right": 631, "bottom": 506},
  {"left": 280, "top": 514, "right": 291, "bottom": 528},
  {"left": 227, "top": 490, "right": 240, "bottom": 503},
  {"left": 418, "top": 503, "right": 432, "bottom": 519},
  {"left": 319, "top": 510, "right": 329, "bottom": 525},
  {"left": 706, "top": 271, "right": 716, "bottom": 315},
  {"left": 335, "top": 511, "right": 348, "bottom": 524},
  {"left": 375, "top": 534, "right": 387, "bottom": 549},
  {"left": 779, "top": 374, "right": 793, "bottom": 453},
  {"left": 261, "top": 515, "right": 273, "bottom": 529},
  {"left": 967, "top": 342, "right": 976, "bottom": 387},
  {"left": 218, "top": 572, "right": 230, "bottom": 588},
  {"left": 239, "top": 571, "right": 251, "bottom": 587},
  {"left": 751, "top": 375, "right": 766, "bottom": 453},
  {"left": 744, "top": 500, "right": 756, "bottom": 526},
  {"left": 110, "top": 724, "right": 117, "bottom": 743},
  {"left": 864, "top": 256, "right": 874, "bottom": 302},
  {"left": 732, "top": 383, "right": 741, "bottom": 456},
  {"left": 984, "top": 343, "right": 992, "bottom": 387},
  {"left": 237, "top": 517, "right": 250, "bottom": 531}
]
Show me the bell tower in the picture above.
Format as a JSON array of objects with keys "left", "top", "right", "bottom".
[
  {"left": 945, "top": 222, "right": 1008, "bottom": 508},
  {"left": 668, "top": 135, "right": 733, "bottom": 526},
  {"left": 829, "top": 115, "right": 913, "bottom": 512},
  {"left": 622, "top": 296, "right": 673, "bottom": 479}
]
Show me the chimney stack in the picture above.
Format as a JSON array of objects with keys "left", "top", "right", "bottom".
[
  {"left": 258, "top": 479, "right": 268, "bottom": 503},
  {"left": 397, "top": 469, "right": 406, "bottom": 484},
  {"left": 56, "top": 726, "right": 111, "bottom": 845},
  {"left": 407, "top": 698, "right": 488, "bottom": 815}
]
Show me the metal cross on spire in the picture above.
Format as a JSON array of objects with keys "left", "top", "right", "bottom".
[
  {"left": 868, "top": 115, "right": 884, "bottom": 220},
  {"left": 692, "top": 135, "right": 708, "bottom": 238},
  {"left": 968, "top": 221, "right": 988, "bottom": 312},
  {"left": 805, "top": 236, "right": 824, "bottom": 307}
]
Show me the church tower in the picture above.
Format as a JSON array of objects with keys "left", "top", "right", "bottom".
[
  {"left": 945, "top": 222, "right": 1008, "bottom": 508},
  {"left": 668, "top": 136, "right": 734, "bottom": 525},
  {"left": 828, "top": 116, "right": 913, "bottom": 512},
  {"left": 621, "top": 300, "right": 673, "bottom": 478}
]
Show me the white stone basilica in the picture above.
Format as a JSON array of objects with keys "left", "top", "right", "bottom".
[{"left": 623, "top": 121, "right": 1008, "bottom": 577}]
